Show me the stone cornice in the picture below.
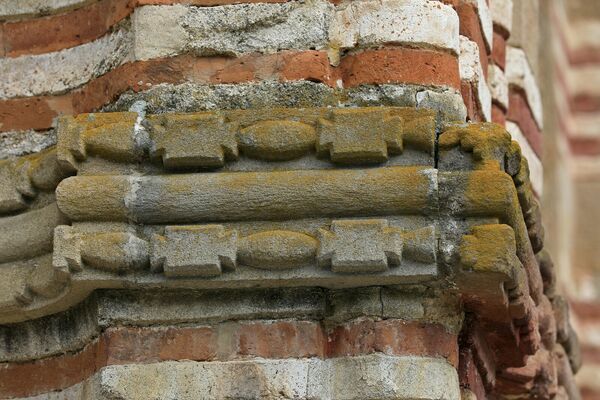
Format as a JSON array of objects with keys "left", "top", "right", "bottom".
[{"left": 0, "top": 106, "right": 578, "bottom": 398}]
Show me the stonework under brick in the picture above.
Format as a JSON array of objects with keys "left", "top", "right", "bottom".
[
  {"left": 0, "top": 107, "right": 579, "bottom": 399},
  {"left": 0, "top": 0, "right": 590, "bottom": 398}
]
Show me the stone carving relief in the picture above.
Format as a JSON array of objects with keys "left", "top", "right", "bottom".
[{"left": 0, "top": 107, "right": 580, "bottom": 394}]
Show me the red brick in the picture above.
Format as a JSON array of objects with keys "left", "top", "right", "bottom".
[
  {"left": 455, "top": 1, "right": 489, "bottom": 79},
  {"left": 236, "top": 321, "right": 326, "bottom": 359},
  {"left": 105, "top": 326, "right": 217, "bottom": 364},
  {"left": 507, "top": 88, "right": 543, "bottom": 156},
  {"left": 461, "top": 80, "right": 485, "bottom": 122},
  {"left": 340, "top": 48, "right": 460, "bottom": 89},
  {"left": 0, "top": 338, "right": 106, "bottom": 398},
  {"left": 458, "top": 347, "right": 486, "bottom": 400},
  {"left": 328, "top": 320, "right": 459, "bottom": 367},
  {"left": 3, "top": 0, "right": 134, "bottom": 57},
  {"left": 492, "top": 31, "right": 506, "bottom": 71},
  {"left": 492, "top": 102, "right": 506, "bottom": 126},
  {"left": 571, "top": 94, "right": 600, "bottom": 113},
  {"left": 0, "top": 319, "right": 459, "bottom": 398},
  {"left": 0, "top": 48, "right": 459, "bottom": 132}
]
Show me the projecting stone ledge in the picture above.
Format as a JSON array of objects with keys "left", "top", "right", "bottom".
[{"left": 0, "top": 107, "right": 579, "bottom": 400}]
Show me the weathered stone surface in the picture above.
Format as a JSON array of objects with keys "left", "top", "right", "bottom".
[
  {"left": 0, "top": 129, "right": 57, "bottom": 160},
  {"left": 58, "top": 107, "right": 436, "bottom": 169},
  {"left": 238, "top": 230, "right": 318, "bottom": 270},
  {"left": 318, "top": 219, "right": 403, "bottom": 273},
  {"left": 0, "top": 106, "right": 571, "bottom": 400},
  {"left": 0, "top": 204, "right": 66, "bottom": 263},
  {"left": 459, "top": 224, "right": 524, "bottom": 291},
  {"left": 329, "top": 0, "right": 459, "bottom": 60},
  {"left": 57, "top": 112, "right": 139, "bottom": 171},
  {"left": 459, "top": 36, "right": 492, "bottom": 121},
  {"left": 506, "top": 121, "right": 543, "bottom": 195},
  {"left": 56, "top": 167, "right": 438, "bottom": 223},
  {"left": 53, "top": 355, "right": 458, "bottom": 400},
  {"left": 132, "top": 5, "right": 188, "bottom": 61},
  {"left": 151, "top": 225, "right": 237, "bottom": 277},
  {"left": 237, "top": 120, "right": 316, "bottom": 161},
  {"left": 0, "top": 0, "right": 88, "bottom": 20},
  {"left": 316, "top": 108, "right": 434, "bottom": 163},
  {"left": 147, "top": 113, "right": 238, "bottom": 168},
  {"left": 183, "top": 1, "right": 332, "bottom": 57},
  {"left": 107, "top": 82, "right": 466, "bottom": 123},
  {"left": 316, "top": 220, "right": 435, "bottom": 274},
  {"left": 0, "top": 27, "right": 132, "bottom": 99}
]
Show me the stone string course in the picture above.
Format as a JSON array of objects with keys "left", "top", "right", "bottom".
[{"left": 0, "top": 106, "right": 580, "bottom": 398}]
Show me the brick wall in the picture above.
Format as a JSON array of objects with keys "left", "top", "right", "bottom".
[{"left": 541, "top": 1, "right": 600, "bottom": 398}]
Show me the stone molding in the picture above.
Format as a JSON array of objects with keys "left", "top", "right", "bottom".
[{"left": 0, "top": 106, "right": 579, "bottom": 398}]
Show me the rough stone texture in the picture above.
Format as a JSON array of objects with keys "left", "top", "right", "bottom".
[
  {"left": 329, "top": 0, "right": 459, "bottom": 60},
  {"left": 48, "top": 355, "right": 458, "bottom": 400},
  {"left": 183, "top": 0, "right": 332, "bottom": 57},
  {"left": 132, "top": 5, "right": 188, "bottom": 60},
  {"left": 506, "top": 46, "right": 543, "bottom": 129},
  {"left": 105, "top": 81, "right": 338, "bottom": 114},
  {"left": 105, "top": 81, "right": 467, "bottom": 122},
  {"left": 0, "top": 0, "right": 464, "bottom": 103},
  {"left": 0, "top": 0, "right": 91, "bottom": 20},
  {"left": 0, "top": 27, "right": 133, "bottom": 98},
  {"left": 0, "top": 101, "right": 578, "bottom": 399},
  {"left": 0, "top": 48, "right": 463, "bottom": 133},
  {"left": 0, "top": 130, "right": 57, "bottom": 159},
  {"left": 459, "top": 35, "right": 492, "bottom": 121},
  {"left": 151, "top": 225, "right": 237, "bottom": 277}
]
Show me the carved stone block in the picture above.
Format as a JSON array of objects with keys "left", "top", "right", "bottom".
[
  {"left": 317, "top": 219, "right": 404, "bottom": 273},
  {"left": 237, "top": 120, "right": 316, "bottom": 161},
  {"left": 317, "top": 108, "right": 404, "bottom": 163},
  {"left": 147, "top": 114, "right": 238, "bottom": 168},
  {"left": 237, "top": 230, "right": 318, "bottom": 270},
  {"left": 56, "top": 112, "right": 139, "bottom": 170},
  {"left": 151, "top": 225, "right": 238, "bottom": 277}
]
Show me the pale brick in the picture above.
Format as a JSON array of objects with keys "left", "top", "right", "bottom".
[
  {"left": 330, "top": 0, "right": 460, "bottom": 58},
  {"left": 506, "top": 46, "right": 543, "bottom": 128},
  {"left": 459, "top": 36, "right": 492, "bottom": 121}
]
